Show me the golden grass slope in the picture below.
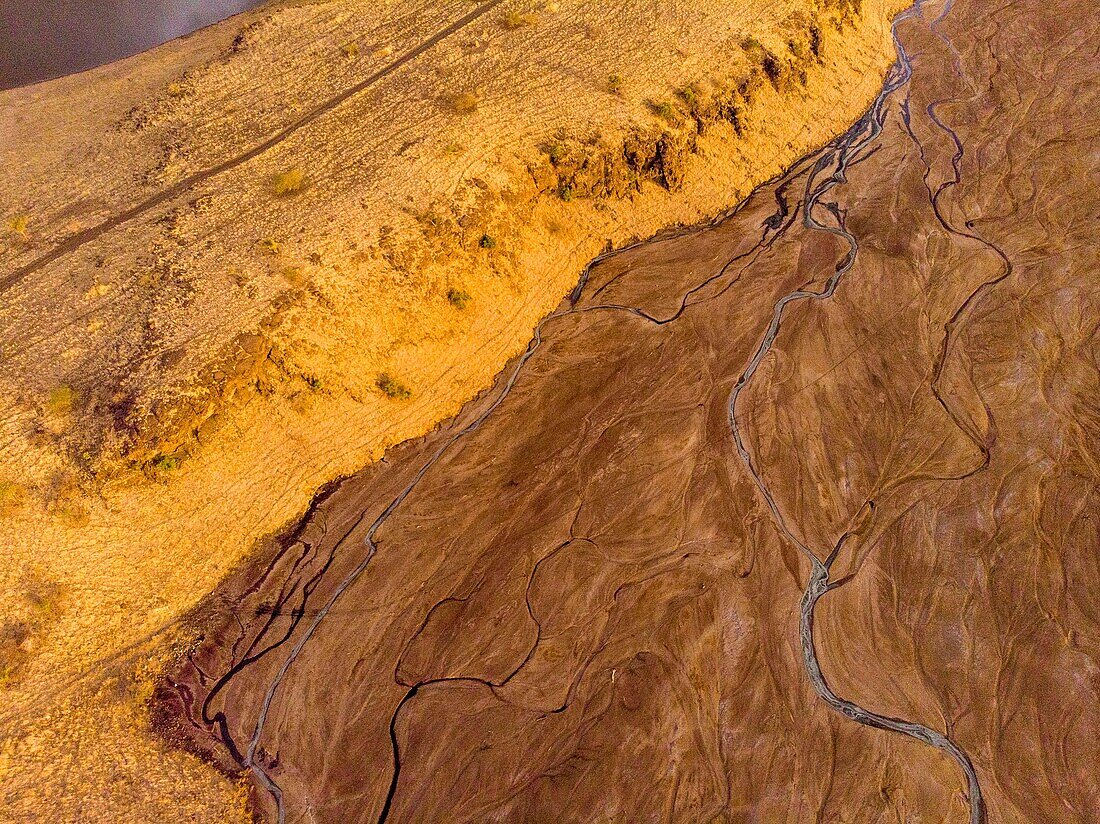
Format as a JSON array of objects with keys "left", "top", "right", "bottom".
[{"left": 0, "top": 0, "right": 903, "bottom": 820}]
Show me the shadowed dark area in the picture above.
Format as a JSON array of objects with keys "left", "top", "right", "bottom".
[{"left": 0, "top": 0, "right": 264, "bottom": 90}]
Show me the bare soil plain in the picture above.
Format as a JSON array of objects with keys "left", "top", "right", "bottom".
[
  {"left": 0, "top": 0, "right": 915, "bottom": 821},
  {"left": 160, "top": 0, "right": 1099, "bottom": 821}
]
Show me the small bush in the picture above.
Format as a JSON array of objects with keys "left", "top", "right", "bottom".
[
  {"left": 258, "top": 237, "right": 281, "bottom": 255},
  {"left": 478, "top": 234, "right": 497, "bottom": 249},
  {"left": 544, "top": 141, "right": 567, "bottom": 164},
  {"left": 558, "top": 185, "right": 573, "bottom": 202},
  {"left": 650, "top": 100, "right": 678, "bottom": 123},
  {"left": 376, "top": 373, "right": 412, "bottom": 400},
  {"left": 47, "top": 386, "right": 76, "bottom": 416},
  {"left": 809, "top": 25, "right": 823, "bottom": 58},
  {"left": 271, "top": 167, "right": 307, "bottom": 196},
  {"left": 151, "top": 454, "right": 179, "bottom": 474},
  {"left": 341, "top": 41, "right": 360, "bottom": 59},
  {"left": 741, "top": 36, "right": 764, "bottom": 52},
  {"left": 7, "top": 214, "right": 29, "bottom": 238},
  {"left": 607, "top": 74, "right": 623, "bottom": 94},
  {"left": 502, "top": 10, "right": 534, "bottom": 29},
  {"left": 447, "top": 288, "right": 471, "bottom": 309},
  {"left": 451, "top": 92, "right": 480, "bottom": 114}
]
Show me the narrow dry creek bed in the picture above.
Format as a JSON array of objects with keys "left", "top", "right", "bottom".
[{"left": 157, "top": 0, "right": 1100, "bottom": 820}]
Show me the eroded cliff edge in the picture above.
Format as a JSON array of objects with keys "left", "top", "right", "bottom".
[{"left": 0, "top": 1, "right": 906, "bottom": 820}]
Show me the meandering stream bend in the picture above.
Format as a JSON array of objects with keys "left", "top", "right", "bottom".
[{"left": 159, "top": 0, "right": 1100, "bottom": 820}]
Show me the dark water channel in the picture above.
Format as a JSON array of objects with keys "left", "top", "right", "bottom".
[{"left": 0, "top": 0, "right": 265, "bottom": 90}]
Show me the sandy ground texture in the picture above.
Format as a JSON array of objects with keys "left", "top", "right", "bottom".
[
  {"left": 161, "top": 0, "right": 1099, "bottom": 820},
  {"left": 0, "top": 0, "right": 910, "bottom": 821}
]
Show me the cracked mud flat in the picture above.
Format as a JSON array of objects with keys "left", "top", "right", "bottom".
[{"left": 160, "top": 0, "right": 1099, "bottom": 820}]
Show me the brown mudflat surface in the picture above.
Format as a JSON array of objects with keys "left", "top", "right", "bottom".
[{"left": 162, "top": 0, "right": 1099, "bottom": 820}]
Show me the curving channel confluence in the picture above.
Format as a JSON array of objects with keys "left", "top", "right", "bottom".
[{"left": 726, "top": 1, "right": 987, "bottom": 822}]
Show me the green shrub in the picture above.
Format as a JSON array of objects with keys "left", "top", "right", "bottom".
[
  {"left": 376, "top": 373, "right": 412, "bottom": 399},
  {"left": 650, "top": 100, "right": 677, "bottom": 123},
  {"left": 607, "top": 74, "right": 623, "bottom": 94},
  {"left": 558, "top": 185, "right": 573, "bottom": 202},
  {"left": 478, "top": 234, "right": 497, "bottom": 249},
  {"left": 544, "top": 141, "right": 567, "bottom": 164},
  {"left": 151, "top": 454, "right": 179, "bottom": 474}
]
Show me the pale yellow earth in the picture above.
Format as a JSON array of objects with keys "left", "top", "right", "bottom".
[{"left": 0, "top": 0, "right": 904, "bottom": 820}]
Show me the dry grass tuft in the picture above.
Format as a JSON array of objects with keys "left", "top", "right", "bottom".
[
  {"left": 451, "top": 92, "right": 480, "bottom": 114},
  {"left": 49, "top": 473, "right": 88, "bottom": 526},
  {"left": 0, "top": 618, "right": 30, "bottom": 687},
  {"left": 271, "top": 167, "right": 308, "bottom": 196},
  {"left": 0, "top": 568, "right": 63, "bottom": 687},
  {"left": 7, "top": 213, "right": 29, "bottom": 238},
  {"left": 47, "top": 386, "right": 76, "bottom": 416},
  {"left": 501, "top": 10, "right": 535, "bottom": 30}
]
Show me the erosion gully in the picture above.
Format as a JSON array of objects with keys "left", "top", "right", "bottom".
[{"left": 169, "top": 0, "right": 995, "bottom": 820}]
